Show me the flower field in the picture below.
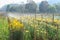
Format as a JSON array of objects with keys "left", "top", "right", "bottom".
[{"left": 0, "top": 14, "right": 60, "bottom": 40}]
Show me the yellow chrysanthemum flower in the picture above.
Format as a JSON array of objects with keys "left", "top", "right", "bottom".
[
  {"left": 43, "top": 18, "right": 46, "bottom": 21},
  {"left": 41, "top": 31, "right": 43, "bottom": 33},
  {"left": 9, "top": 18, "right": 24, "bottom": 30},
  {"left": 25, "top": 30, "right": 29, "bottom": 32},
  {"left": 46, "top": 18, "right": 52, "bottom": 22},
  {"left": 54, "top": 19, "right": 58, "bottom": 23},
  {"left": 36, "top": 30, "right": 39, "bottom": 32},
  {"left": 36, "top": 18, "right": 41, "bottom": 21}
]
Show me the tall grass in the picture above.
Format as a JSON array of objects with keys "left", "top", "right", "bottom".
[{"left": 0, "top": 17, "right": 9, "bottom": 40}]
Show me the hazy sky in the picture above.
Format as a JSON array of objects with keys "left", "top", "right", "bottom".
[{"left": 0, "top": 0, "right": 46, "bottom": 8}]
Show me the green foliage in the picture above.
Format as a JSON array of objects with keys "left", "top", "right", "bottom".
[
  {"left": 25, "top": 1, "right": 37, "bottom": 13},
  {"left": 5, "top": 1, "right": 60, "bottom": 13},
  {"left": 0, "top": 17, "right": 9, "bottom": 40},
  {"left": 47, "top": 5, "right": 57, "bottom": 13},
  {"left": 39, "top": 1, "right": 49, "bottom": 13}
]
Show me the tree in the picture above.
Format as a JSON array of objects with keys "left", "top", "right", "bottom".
[
  {"left": 47, "top": 5, "right": 57, "bottom": 23},
  {"left": 47, "top": 5, "right": 57, "bottom": 13},
  {"left": 9, "top": 6, "right": 17, "bottom": 12},
  {"left": 25, "top": 1, "right": 37, "bottom": 13},
  {"left": 55, "top": 4, "right": 60, "bottom": 13},
  {"left": 39, "top": 1, "right": 49, "bottom": 13},
  {"left": 6, "top": 4, "right": 10, "bottom": 12}
]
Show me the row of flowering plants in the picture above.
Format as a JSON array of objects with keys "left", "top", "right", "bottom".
[{"left": 8, "top": 15, "right": 60, "bottom": 40}]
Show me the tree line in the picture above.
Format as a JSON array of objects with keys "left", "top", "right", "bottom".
[{"left": 6, "top": 1, "right": 60, "bottom": 13}]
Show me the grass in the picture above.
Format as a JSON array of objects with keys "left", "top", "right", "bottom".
[{"left": 0, "top": 17, "right": 9, "bottom": 40}]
